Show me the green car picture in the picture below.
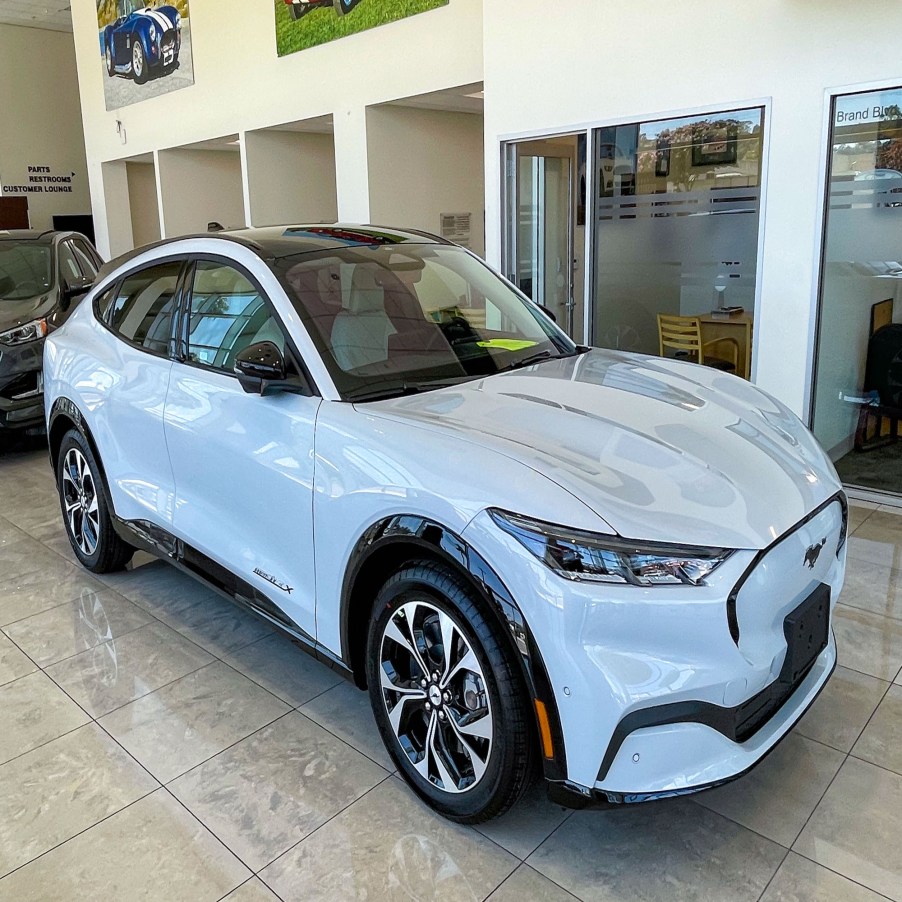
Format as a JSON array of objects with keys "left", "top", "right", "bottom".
[{"left": 282, "top": 0, "right": 362, "bottom": 21}]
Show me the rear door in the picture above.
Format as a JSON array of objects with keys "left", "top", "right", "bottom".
[
  {"left": 163, "top": 256, "right": 320, "bottom": 642},
  {"left": 91, "top": 258, "right": 183, "bottom": 528}
]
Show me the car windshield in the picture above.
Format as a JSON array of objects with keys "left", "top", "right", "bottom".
[
  {"left": 120, "top": 0, "right": 145, "bottom": 15},
  {"left": 0, "top": 242, "right": 53, "bottom": 301},
  {"left": 272, "top": 244, "right": 578, "bottom": 400}
]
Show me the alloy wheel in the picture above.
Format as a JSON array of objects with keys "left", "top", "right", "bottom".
[
  {"left": 379, "top": 599, "right": 493, "bottom": 794},
  {"left": 132, "top": 43, "right": 143, "bottom": 78},
  {"left": 61, "top": 447, "right": 100, "bottom": 556}
]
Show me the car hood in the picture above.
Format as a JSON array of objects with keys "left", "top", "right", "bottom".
[
  {"left": 0, "top": 294, "right": 53, "bottom": 332},
  {"left": 362, "top": 350, "right": 842, "bottom": 549}
]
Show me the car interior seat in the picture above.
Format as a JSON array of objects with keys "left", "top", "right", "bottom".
[{"left": 330, "top": 266, "right": 397, "bottom": 371}]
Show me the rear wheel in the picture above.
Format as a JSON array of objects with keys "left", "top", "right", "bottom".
[
  {"left": 289, "top": 4, "right": 312, "bottom": 20},
  {"left": 57, "top": 429, "right": 133, "bottom": 573},
  {"left": 366, "top": 561, "right": 534, "bottom": 823}
]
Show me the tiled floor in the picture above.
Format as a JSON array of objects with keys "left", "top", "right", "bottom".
[{"left": 0, "top": 436, "right": 901, "bottom": 901}]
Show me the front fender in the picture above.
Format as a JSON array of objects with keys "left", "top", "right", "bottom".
[{"left": 340, "top": 513, "right": 569, "bottom": 784}]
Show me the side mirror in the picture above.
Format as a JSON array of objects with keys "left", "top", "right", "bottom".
[
  {"left": 234, "top": 341, "right": 287, "bottom": 395},
  {"left": 60, "top": 277, "right": 93, "bottom": 311}
]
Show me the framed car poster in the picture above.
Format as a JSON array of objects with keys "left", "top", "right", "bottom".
[
  {"left": 96, "top": 0, "right": 195, "bottom": 111},
  {"left": 275, "top": 0, "right": 449, "bottom": 57}
]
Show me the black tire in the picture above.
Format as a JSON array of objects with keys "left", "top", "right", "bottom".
[
  {"left": 56, "top": 429, "right": 134, "bottom": 573},
  {"left": 289, "top": 4, "right": 311, "bottom": 20},
  {"left": 132, "top": 41, "right": 148, "bottom": 84},
  {"left": 105, "top": 43, "right": 114, "bottom": 77},
  {"left": 366, "top": 561, "right": 534, "bottom": 823}
]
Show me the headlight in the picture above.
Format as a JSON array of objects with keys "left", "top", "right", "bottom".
[
  {"left": 0, "top": 318, "right": 48, "bottom": 346},
  {"left": 490, "top": 509, "right": 733, "bottom": 586},
  {"left": 149, "top": 23, "right": 156, "bottom": 41}
]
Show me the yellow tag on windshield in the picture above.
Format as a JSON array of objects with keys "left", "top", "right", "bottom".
[{"left": 476, "top": 339, "right": 538, "bottom": 351}]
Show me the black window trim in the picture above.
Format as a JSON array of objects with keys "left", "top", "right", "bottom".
[
  {"left": 94, "top": 253, "right": 189, "bottom": 361},
  {"left": 173, "top": 252, "right": 319, "bottom": 398},
  {"left": 70, "top": 236, "right": 102, "bottom": 279}
]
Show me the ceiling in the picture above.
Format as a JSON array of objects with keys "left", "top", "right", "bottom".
[
  {"left": 388, "top": 82, "right": 484, "bottom": 115},
  {"left": 0, "top": 0, "right": 72, "bottom": 32}
]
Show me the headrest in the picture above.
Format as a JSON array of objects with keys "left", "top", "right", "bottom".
[{"left": 349, "top": 266, "right": 385, "bottom": 314}]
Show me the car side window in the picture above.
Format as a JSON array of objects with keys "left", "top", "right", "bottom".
[
  {"left": 186, "top": 260, "right": 288, "bottom": 374},
  {"left": 109, "top": 261, "right": 182, "bottom": 356},
  {"left": 58, "top": 242, "right": 82, "bottom": 285},
  {"left": 71, "top": 240, "right": 99, "bottom": 278}
]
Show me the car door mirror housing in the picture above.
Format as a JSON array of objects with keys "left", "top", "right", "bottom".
[
  {"left": 234, "top": 341, "right": 288, "bottom": 395},
  {"left": 60, "top": 277, "right": 94, "bottom": 310}
]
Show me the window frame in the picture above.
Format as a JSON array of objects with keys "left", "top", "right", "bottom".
[
  {"left": 95, "top": 254, "right": 189, "bottom": 360},
  {"left": 70, "top": 237, "right": 102, "bottom": 279},
  {"left": 174, "top": 253, "right": 317, "bottom": 397},
  {"left": 57, "top": 239, "right": 84, "bottom": 288}
]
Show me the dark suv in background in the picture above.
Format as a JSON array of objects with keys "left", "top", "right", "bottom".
[{"left": 0, "top": 230, "right": 102, "bottom": 435}]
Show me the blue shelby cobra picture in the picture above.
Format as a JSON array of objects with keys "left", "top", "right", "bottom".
[{"left": 103, "top": 1, "right": 182, "bottom": 85}]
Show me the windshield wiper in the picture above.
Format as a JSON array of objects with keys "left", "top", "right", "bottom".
[{"left": 345, "top": 378, "right": 473, "bottom": 403}]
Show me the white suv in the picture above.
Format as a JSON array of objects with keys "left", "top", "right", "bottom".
[{"left": 44, "top": 225, "right": 846, "bottom": 822}]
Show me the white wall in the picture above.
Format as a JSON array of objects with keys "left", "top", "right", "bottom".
[
  {"left": 0, "top": 25, "right": 91, "bottom": 230},
  {"left": 157, "top": 149, "right": 245, "bottom": 237},
  {"left": 482, "top": 0, "right": 902, "bottom": 418},
  {"left": 367, "top": 106, "right": 485, "bottom": 256},
  {"left": 69, "top": 0, "right": 483, "bottom": 254},
  {"left": 126, "top": 161, "right": 161, "bottom": 249},
  {"left": 245, "top": 129, "right": 337, "bottom": 227}
]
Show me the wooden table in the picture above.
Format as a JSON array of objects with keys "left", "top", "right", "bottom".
[{"left": 699, "top": 312, "right": 753, "bottom": 379}]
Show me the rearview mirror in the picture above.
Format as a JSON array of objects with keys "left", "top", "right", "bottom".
[{"left": 234, "top": 341, "right": 287, "bottom": 395}]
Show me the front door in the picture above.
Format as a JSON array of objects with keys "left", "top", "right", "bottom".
[
  {"left": 504, "top": 140, "right": 577, "bottom": 337},
  {"left": 163, "top": 257, "right": 320, "bottom": 642}
]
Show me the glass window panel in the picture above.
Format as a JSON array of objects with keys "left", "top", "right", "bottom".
[
  {"left": 591, "top": 107, "right": 763, "bottom": 380},
  {"left": 187, "top": 261, "right": 286, "bottom": 372},
  {"left": 110, "top": 261, "right": 181, "bottom": 355},
  {"left": 812, "top": 87, "right": 902, "bottom": 493}
]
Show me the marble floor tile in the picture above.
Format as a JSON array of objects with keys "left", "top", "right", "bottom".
[
  {"left": 848, "top": 501, "right": 877, "bottom": 531},
  {"left": 221, "top": 878, "right": 282, "bottom": 902},
  {"left": 4, "top": 588, "right": 152, "bottom": 667},
  {"left": 848, "top": 511, "right": 902, "bottom": 569},
  {"left": 46, "top": 621, "right": 214, "bottom": 718},
  {"left": 0, "top": 632, "right": 35, "bottom": 687},
  {"left": 300, "top": 679, "right": 395, "bottom": 771},
  {"left": 100, "top": 660, "right": 290, "bottom": 783},
  {"left": 0, "top": 532, "right": 69, "bottom": 583},
  {"left": 527, "top": 798, "right": 784, "bottom": 902},
  {"left": 259, "top": 777, "right": 517, "bottom": 901},
  {"left": 0, "top": 789, "right": 250, "bottom": 902},
  {"left": 795, "top": 665, "right": 889, "bottom": 752},
  {"left": 0, "top": 723, "right": 157, "bottom": 877},
  {"left": 794, "top": 756, "right": 902, "bottom": 899},
  {"left": 852, "top": 683, "right": 902, "bottom": 774},
  {"left": 475, "top": 779, "right": 573, "bottom": 860},
  {"left": 487, "top": 865, "right": 578, "bottom": 901},
  {"left": 695, "top": 733, "right": 845, "bottom": 846},
  {"left": 170, "top": 711, "right": 388, "bottom": 871},
  {"left": 0, "top": 670, "right": 89, "bottom": 765},
  {"left": 833, "top": 603, "right": 902, "bottom": 680},
  {"left": 99, "top": 559, "right": 274, "bottom": 656},
  {"left": 841, "top": 555, "right": 902, "bottom": 621},
  {"left": 0, "top": 563, "right": 107, "bottom": 627},
  {"left": 760, "top": 852, "right": 885, "bottom": 901},
  {"left": 221, "top": 631, "right": 342, "bottom": 707}
]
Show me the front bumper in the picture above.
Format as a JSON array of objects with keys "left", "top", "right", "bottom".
[
  {"left": 0, "top": 340, "right": 45, "bottom": 430},
  {"left": 462, "top": 495, "right": 846, "bottom": 805}
]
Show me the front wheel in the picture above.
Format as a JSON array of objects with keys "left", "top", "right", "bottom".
[
  {"left": 105, "top": 43, "right": 114, "bottom": 77},
  {"left": 132, "top": 40, "right": 148, "bottom": 84},
  {"left": 289, "top": 4, "right": 312, "bottom": 20},
  {"left": 366, "top": 561, "right": 534, "bottom": 823},
  {"left": 57, "top": 429, "right": 134, "bottom": 573}
]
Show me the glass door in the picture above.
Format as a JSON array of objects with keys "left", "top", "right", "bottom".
[
  {"left": 812, "top": 87, "right": 902, "bottom": 496},
  {"left": 504, "top": 140, "right": 578, "bottom": 337}
]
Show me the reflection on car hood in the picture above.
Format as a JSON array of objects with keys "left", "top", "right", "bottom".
[
  {"left": 364, "top": 349, "right": 841, "bottom": 549},
  {"left": 0, "top": 294, "right": 53, "bottom": 331}
]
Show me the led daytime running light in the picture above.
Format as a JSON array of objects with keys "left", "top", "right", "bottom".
[{"left": 490, "top": 509, "right": 733, "bottom": 587}]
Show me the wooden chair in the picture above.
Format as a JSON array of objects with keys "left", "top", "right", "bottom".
[{"left": 657, "top": 313, "right": 739, "bottom": 372}]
